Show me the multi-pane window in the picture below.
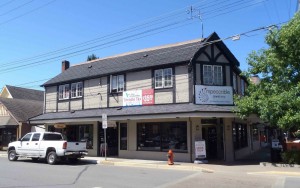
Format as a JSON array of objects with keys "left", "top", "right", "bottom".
[
  {"left": 71, "top": 82, "right": 83, "bottom": 98},
  {"left": 59, "top": 84, "right": 69, "bottom": 100},
  {"left": 203, "top": 65, "right": 223, "bottom": 85},
  {"left": 154, "top": 68, "right": 173, "bottom": 89},
  {"left": 233, "top": 72, "right": 237, "bottom": 92},
  {"left": 110, "top": 75, "right": 124, "bottom": 93}
]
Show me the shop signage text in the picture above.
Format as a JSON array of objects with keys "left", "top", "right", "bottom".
[
  {"left": 123, "top": 89, "right": 154, "bottom": 106},
  {"left": 195, "top": 85, "right": 233, "bottom": 105}
]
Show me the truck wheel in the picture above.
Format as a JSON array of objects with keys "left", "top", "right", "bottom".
[
  {"left": 47, "top": 151, "right": 57, "bottom": 165},
  {"left": 8, "top": 150, "right": 18, "bottom": 161}
]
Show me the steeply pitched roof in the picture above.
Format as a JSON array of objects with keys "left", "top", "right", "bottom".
[
  {"left": 43, "top": 32, "right": 241, "bottom": 87},
  {"left": 30, "top": 103, "right": 235, "bottom": 123},
  {"left": 0, "top": 98, "right": 43, "bottom": 122},
  {"left": 5, "top": 85, "right": 44, "bottom": 101},
  {"left": 43, "top": 38, "right": 205, "bottom": 86}
]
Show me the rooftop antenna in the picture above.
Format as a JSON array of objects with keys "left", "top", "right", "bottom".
[{"left": 188, "top": 6, "right": 204, "bottom": 38}]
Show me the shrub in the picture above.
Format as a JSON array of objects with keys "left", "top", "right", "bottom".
[{"left": 281, "top": 150, "right": 300, "bottom": 164}]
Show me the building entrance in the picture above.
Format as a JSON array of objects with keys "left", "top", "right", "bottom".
[
  {"left": 98, "top": 124, "right": 118, "bottom": 157},
  {"left": 201, "top": 119, "right": 224, "bottom": 160}
]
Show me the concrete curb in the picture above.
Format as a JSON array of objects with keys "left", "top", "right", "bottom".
[
  {"left": 260, "top": 162, "right": 300, "bottom": 168},
  {"left": 98, "top": 160, "right": 214, "bottom": 172}
]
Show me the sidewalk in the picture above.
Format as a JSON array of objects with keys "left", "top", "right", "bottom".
[{"left": 1, "top": 150, "right": 299, "bottom": 171}]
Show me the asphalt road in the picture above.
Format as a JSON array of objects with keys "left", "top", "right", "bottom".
[{"left": 0, "top": 157, "right": 299, "bottom": 188}]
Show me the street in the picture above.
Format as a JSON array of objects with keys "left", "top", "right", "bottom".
[{"left": 0, "top": 157, "right": 299, "bottom": 188}]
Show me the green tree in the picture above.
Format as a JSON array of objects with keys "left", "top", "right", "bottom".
[
  {"left": 235, "top": 13, "right": 300, "bottom": 131},
  {"left": 87, "top": 54, "right": 98, "bottom": 61}
]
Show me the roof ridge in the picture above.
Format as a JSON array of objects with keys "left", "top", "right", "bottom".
[{"left": 72, "top": 38, "right": 203, "bottom": 67}]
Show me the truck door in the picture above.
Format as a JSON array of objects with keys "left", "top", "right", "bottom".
[
  {"left": 17, "top": 133, "right": 32, "bottom": 155},
  {"left": 30, "top": 133, "right": 41, "bottom": 157}
]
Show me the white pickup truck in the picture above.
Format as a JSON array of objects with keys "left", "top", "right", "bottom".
[{"left": 7, "top": 132, "right": 88, "bottom": 165}]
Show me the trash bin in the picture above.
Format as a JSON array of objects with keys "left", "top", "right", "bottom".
[
  {"left": 270, "top": 148, "right": 282, "bottom": 163},
  {"left": 271, "top": 139, "right": 282, "bottom": 163}
]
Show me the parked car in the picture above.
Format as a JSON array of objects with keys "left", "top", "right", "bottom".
[{"left": 7, "top": 132, "right": 88, "bottom": 165}]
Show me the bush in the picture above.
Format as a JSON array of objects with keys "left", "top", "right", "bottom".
[{"left": 281, "top": 150, "right": 300, "bottom": 164}]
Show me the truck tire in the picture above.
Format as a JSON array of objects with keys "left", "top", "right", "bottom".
[
  {"left": 47, "top": 151, "right": 57, "bottom": 165},
  {"left": 8, "top": 150, "right": 18, "bottom": 161}
]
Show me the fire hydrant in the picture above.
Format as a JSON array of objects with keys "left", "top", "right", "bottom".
[{"left": 167, "top": 149, "right": 174, "bottom": 165}]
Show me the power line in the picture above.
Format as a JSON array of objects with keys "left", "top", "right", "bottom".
[
  {"left": 11, "top": 22, "right": 284, "bottom": 89},
  {"left": 0, "top": 0, "right": 35, "bottom": 17},
  {"left": 0, "top": 0, "right": 56, "bottom": 26},
  {"left": 0, "top": 0, "right": 260, "bottom": 69},
  {"left": 0, "top": 0, "right": 15, "bottom": 8}
]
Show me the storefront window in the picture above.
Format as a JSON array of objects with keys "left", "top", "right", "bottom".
[
  {"left": 48, "top": 125, "right": 93, "bottom": 149},
  {"left": 120, "top": 123, "right": 127, "bottom": 150},
  {"left": 233, "top": 123, "right": 248, "bottom": 150},
  {"left": 137, "top": 122, "right": 187, "bottom": 152}
]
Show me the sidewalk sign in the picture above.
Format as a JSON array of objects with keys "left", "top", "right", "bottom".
[{"left": 194, "top": 140, "right": 208, "bottom": 164}]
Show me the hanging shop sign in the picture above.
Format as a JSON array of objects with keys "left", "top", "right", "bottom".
[
  {"left": 123, "top": 89, "right": 154, "bottom": 106},
  {"left": 195, "top": 85, "right": 233, "bottom": 105},
  {"left": 54, "top": 123, "right": 66, "bottom": 129}
]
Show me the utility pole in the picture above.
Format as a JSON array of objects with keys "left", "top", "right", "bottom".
[{"left": 189, "top": 6, "right": 204, "bottom": 38}]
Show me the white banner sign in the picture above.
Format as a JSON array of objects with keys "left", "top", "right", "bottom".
[
  {"left": 195, "top": 85, "right": 233, "bottom": 105},
  {"left": 102, "top": 114, "right": 107, "bottom": 129},
  {"left": 123, "top": 89, "right": 154, "bottom": 107},
  {"left": 195, "top": 140, "right": 206, "bottom": 159}
]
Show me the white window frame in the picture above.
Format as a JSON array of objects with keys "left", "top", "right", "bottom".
[
  {"left": 71, "top": 82, "right": 83, "bottom": 98},
  {"left": 110, "top": 75, "right": 124, "bottom": 93},
  {"left": 154, "top": 68, "right": 173, "bottom": 89},
  {"left": 58, "top": 84, "right": 70, "bottom": 100},
  {"left": 203, "top": 65, "right": 223, "bottom": 85}
]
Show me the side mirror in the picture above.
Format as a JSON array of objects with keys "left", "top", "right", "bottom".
[{"left": 18, "top": 138, "right": 22, "bottom": 141}]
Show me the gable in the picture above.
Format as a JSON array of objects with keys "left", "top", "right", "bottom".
[
  {"left": 196, "top": 44, "right": 230, "bottom": 64},
  {"left": 0, "top": 87, "right": 12, "bottom": 98}
]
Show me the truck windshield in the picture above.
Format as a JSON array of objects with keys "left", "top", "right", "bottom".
[{"left": 43, "top": 133, "right": 63, "bottom": 141}]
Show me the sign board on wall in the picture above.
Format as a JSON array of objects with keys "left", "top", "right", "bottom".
[
  {"left": 123, "top": 89, "right": 154, "bottom": 106},
  {"left": 195, "top": 140, "right": 206, "bottom": 159},
  {"left": 195, "top": 85, "right": 233, "bottom": 105}
]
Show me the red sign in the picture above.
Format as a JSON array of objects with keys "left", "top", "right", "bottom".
[{"left": 142, "top": 89, "right": 154, "bottom": 105}]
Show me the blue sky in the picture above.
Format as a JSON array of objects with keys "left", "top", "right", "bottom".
[{"left": 0, "top": 0, "right": 297, "bottom": 90}]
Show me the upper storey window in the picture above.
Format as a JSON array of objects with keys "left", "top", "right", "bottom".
[
  {"left": 203, "top": 65, "right": 223, "bottom": 85},
  {"left": 71, "top": 82, "right": 83, "bottom": 98},
  {"left": 110, "top": 75, "right": 124, "bottom": 93},
  {"left": 155, "top": 68, "right": 173, "bottom": 89},
  {"left": 58, "top": 84, "right": 69, "bottom": 100},
  {"left": 233, "top": 72, "right": 237, "bottom": 92}
]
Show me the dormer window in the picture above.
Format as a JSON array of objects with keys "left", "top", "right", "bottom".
[
  {"left": 154, "top": 68, "right": 173, "bottom": 89},
  {"left": 71, "top": 82, "right": 83, "bottom": 98},
  {"left": 203, "top": 65, "right": 223, "bottom": 85},
  {"left": 110, "top": 75, "right": 124, "bottom": 93},
  {"left": 58, "top": 84, "right": 69, "bottom": 100}
]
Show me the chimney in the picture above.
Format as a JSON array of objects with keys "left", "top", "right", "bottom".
[
  {"left": 62, "top": 60, "right": 70, "bottom": 72},
  {"left": 250, "top": 75, "right": 261, "bottom": 85}
]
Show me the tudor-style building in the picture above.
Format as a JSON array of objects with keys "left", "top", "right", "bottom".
[{"left": 30, "top": 32, "right": 263, "bottom": 162}]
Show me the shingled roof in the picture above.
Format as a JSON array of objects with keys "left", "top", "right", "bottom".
[
  {"left": 43, "top": 38, "right": 205, "bottom": 86},
  {"left": 5, "top": 85, "right": 44, "bottom": 101},
  {"left": 0, "top": 98, "right": 43, "bottom": 123}
]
